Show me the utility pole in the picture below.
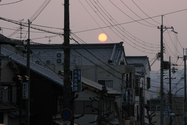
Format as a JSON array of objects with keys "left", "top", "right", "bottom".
[
  {"left": 159, "top": 15, "right": 164, "bottom": 125},
  {"left": 158, "top": 16, "right": 173, "bottom": 125},
  {"left": 178, "top": 49, "right": 187, "bottom": 124},
  {"left": 0, "top": 37, "right": 1, "bottom": 95},
  {"left": 183, "top": 49, "right": 187, "bottom": 124},
  {"left": 169, "top": 56, "right": 172, "bottom": 125},
  {"left": 165, "top": 56, "right": 177, "bottom": 125},
  {"left": 26, "top": 19, "right": 31, "bottom": 125},
  {"left": 63, "top": 0, "right": 72, "bottom": 125}
]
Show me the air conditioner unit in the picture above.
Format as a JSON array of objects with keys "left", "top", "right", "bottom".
[
  {"left": 56, "top": 52, "right": 64, "bottom": 58},
  {"left": 35, "top": 60, "right": 40, "bottom": 64},
  {"left": 46, "top": 60, "right": 54, "bottom": 64},
  {"left": 46, "top": 60, "right": 50, "bottom": 64},
  {"left": 57, "top": 59, "right": 62, "bottom": 63},
  {"left": 57, "top": 53, "right": 61, "bottom": 57}
]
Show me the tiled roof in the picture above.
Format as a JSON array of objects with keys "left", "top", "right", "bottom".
[
  {"left": 126, "top": 56, "right": 151, "bottom": 71},
  {"left": 30, "top": 42, "right": 127, "bottom": 65},
  {"left": 0, "top": 34, "right": 23, "bottom": 46},
  {"left": 82, "top": 77, "right": 121, "bottom": 95},
  {"left": 2, "top": 48, "right": 64, "bottom": 87}
]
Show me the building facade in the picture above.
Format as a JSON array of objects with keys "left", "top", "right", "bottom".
[{"left": 126, "top": 56, "right": 151, "bottom": 125}]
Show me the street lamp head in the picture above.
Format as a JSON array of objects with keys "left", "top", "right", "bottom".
[{"left": 171, "top": 29, "right": 178, "bottom": 34}]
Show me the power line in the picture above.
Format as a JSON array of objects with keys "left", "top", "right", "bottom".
[
  {"left": 8, "top": 0, "right": 51, "bottom": 37},
  {"left": 0, "top": 0, "right": 23, "bottom": 6},
  {"left": 176, "top": 35, "right": 184, "bottom": 51},
  {"left": 93, "top": 0, "right": 159, "bottom": 48},
  {"left": 120, "top": 0, "right": 158, "bottom": 26},
  {"left": 78, "top": 0, "right": 115, "bottom": 43},
  {"left": 131, "top": 0, "right": 160, "bottom": 25},
  {"left": 166, "top": 30, "right": 182, "bottom": 56},
  {"left": 29, "top": 0, "right": 51, "bottom": 22},
  {"left": 0, "top": 16, "right": 64, "bottom": 36},
  {"left": 73, "top": 8, "right": 187, "bottom": 33},
  {"left": 85, "top": 0, "right": 160, "bottom": 53},
  {"left": 108, "top": 0, "right": 155, "bottom": 27}
]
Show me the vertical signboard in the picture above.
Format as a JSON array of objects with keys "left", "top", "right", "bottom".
[
  {"left": 23, "top": 82, "right": 28, "bottom": 99},
  {"left": 72, "top": 69, "right": 82, "bottom": 92},
  {"left": 165, "top": 105, "right": 170, "bottom": 117}
]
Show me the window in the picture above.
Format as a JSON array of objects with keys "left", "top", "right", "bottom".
[
  {"left": 147, "top": 77, "right": 151, "bottom": 89},
  {"left": 98, "top": 80, "right": 113, "bottom": 89},
  {"left": 57, "top": 96, "right": 63, "bottom": 113},
  {"left": 135, "top": 78, "right": 139, "bottom": 96},
  {"left": 0, "top": 84, "right": 18, "bottom": 104},
  {"left": 129, "top": 72, "right": 132, "bottom": 88},
  {"left": 135, "top": 78, "right": 139, "bottom": 88},
  {"left": 1, "top": 86, "right": 10, "bottom": 103},
  {"left": 126, "top": 74, "right": 129, "bottom": 88},
  {"left": 135, "top": 88, "right": 139, "bottom": 96},
  {"left": 125, "top": 73, "right": 133, "bottom": 88}
]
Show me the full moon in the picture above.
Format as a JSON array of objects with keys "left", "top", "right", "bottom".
[{"left": 98, "top": 33, "right": 107, "bottom": 42}]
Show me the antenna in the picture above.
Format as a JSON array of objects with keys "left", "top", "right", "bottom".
[{"left": 45, "top": 36, "right": 51, "bottom": 44}]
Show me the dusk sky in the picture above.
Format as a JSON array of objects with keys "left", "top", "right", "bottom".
[{"left": 0, "top": 0, "right": 187, "bottom": 71}]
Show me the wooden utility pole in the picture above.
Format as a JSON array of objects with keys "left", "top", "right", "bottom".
[
  {"left": 63, "top": 0, "right": 71, "bottom": 109},
  {"left": 26, "top": 19, "right": 31, "bottom": 125},
  {"left": 160, "top": 15, "right": 164, "bottom": 125},
  {"left": 183, "top": 52, "right": 187, "bottom": 124},
  {"left": 63, "top": 0, "right": 72, "bottom": 125},
  {"left": 169, "top": 56, "right": 172, "bottom": 125},
  {"left": 158, "top": 16, "right": 173, "bottom": 125},
  {"left": 177, "top": 49, "right": 187, "bottom": 124}
]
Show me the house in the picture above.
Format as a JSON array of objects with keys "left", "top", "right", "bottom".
[
  {"left": 28, "top": 42, "right": 127, "bottom": 66},
  {"left": 0, "top": 57, "right": 19, "bottom": 125},
  {"left": 1, "top": 47, "right": 64, "bottom": 125},
  {"left": 126, "top": 56, "right": 151, "bottom": 125},
  {"left": 28, "top": 42, "right": 137, "bottom": 123}
]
